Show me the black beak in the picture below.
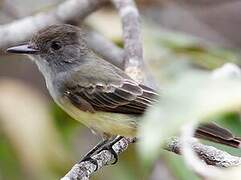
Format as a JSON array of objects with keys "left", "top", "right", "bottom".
[{"left": 6, "top": 44, "right": 39, "bottom": 54}]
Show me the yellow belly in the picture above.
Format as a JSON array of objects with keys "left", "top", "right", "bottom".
[{"left": 58, "top": 97, "right": 138, "bottom": 137}]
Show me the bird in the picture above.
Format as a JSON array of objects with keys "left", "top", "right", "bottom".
[{"left": 7, "top": 24, "right": 241, "bottom": 166}]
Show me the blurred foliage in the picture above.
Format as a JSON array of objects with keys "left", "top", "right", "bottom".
[
  {"left": 138, "top": 71, "right": 241, "bottom": 163},
  {"left": 163, "top": 151, "right": 199, "bottom": 180},
  {"left": 0, "top": 135, "right": 22, "bottom": 180},
  {"left": 144, "top": 27, "right": 241, "bottom": 70},
  {"left": 51, "top": 104, "right": 80, "bottom": 145}
]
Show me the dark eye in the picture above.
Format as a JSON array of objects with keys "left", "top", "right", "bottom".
[{"left": 51, "top": 41, "right": 62, "bottom": 50}]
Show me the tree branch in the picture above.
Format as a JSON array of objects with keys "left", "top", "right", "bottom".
[
  {"left": 112, "top": 0, "right": 145, "bottom": 82},
  {"left": 61, "top": 138, "right": 135, "bottom": 180},
  {"left": 181, "top": 121, "right": 241, "bottom": 178},
  {"left": 85, "top": 28, "right": 124, "bottom": 69},
  {"left": 165, "top": 137, "right": 241, "bottom": 168},
  {"left": 1, "top": 0, "right": 126, "bottom": 69},
  {"left": 111, "top": 0, "right": 156, "bottom": 87},
  {"left": 0, "top": 0, "right": 107, "bottom": 51}
]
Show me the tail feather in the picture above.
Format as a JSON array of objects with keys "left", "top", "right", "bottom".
[{"left": 195, "top": 123, "right": 241, "bottom": 148}]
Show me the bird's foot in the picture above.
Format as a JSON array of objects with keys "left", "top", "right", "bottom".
[
  {"left": 97, "top": 136, "right": 123, "bottom": 165},
  {"left": 79, "top": 136, "right": 123, "bottom": 170},
  {"left": 79, "top": 139, "right": 109, "bottom": 171},
  {"left": 80, "top": 156, "right": 99, "bottom": 171}
]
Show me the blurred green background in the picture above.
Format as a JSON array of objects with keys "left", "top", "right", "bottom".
[{"left": 1, "top": 0, "right": 241, "bottom": 179}]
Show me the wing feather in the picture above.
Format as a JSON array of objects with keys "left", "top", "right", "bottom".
[
  {"left": 60, "top": 59, "right": 159, "bottom": 114},
  {"left": 65, "top": 79, "right": 158, "bottom": 115}
]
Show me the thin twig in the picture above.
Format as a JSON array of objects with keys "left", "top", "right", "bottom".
[
  {"left": 111, "top": 0, "right": 156, "bottom": 87},
  {"left": 181, "top": 122, "right": 224, "bottom": 178},
  {"left": 61, "top": 138, "right": 135, "bottom": 180},
  {"left": 112, "top": 0, "right": 144, "bottom": 82},
  {"left": 165, "top": 137, "right": 241, "bottom": 168}
]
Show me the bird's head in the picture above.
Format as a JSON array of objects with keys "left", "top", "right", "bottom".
[{"left": 7, "top": 24, "right": 88, "bottom": 73}]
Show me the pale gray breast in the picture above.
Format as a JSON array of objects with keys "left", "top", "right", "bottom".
[{"left": 47, "top": 73, "right": 68, "bottom": 103}]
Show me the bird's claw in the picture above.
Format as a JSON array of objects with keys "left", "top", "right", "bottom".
[
  {"left": 97, "top": 136, "right": 123, "bottom": 165},
  {"left": 80, "top": 156, "right": 99, "bottom": 171},
  {"left": 99, "top": 144, "right": 118, "bottom": 165}
]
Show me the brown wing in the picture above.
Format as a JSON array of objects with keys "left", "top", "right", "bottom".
[{"left": 65, "top": 79, "right": 158, "bottom": 115}]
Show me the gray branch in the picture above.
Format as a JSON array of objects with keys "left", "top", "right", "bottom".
[
  {"left": 111, "top": 0, "right": 156, "bottom": 87},
  {"left": 0, "top": 0, "right": 107, "bottom": 51},
  {"left": 165, "top": 137, "right": 241, "bottom": 168},
  {"left": 111, "top": 0, "right": 144, "bottom": 82},
  {"left": 61, "top": 138, "right": 135, "bottom": 180},
  {"left": 85, "top": 29, "right": 124, "bottom": 69},
  {"left": 1, "top": 0, "right": 125, "bottom": 69}
]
